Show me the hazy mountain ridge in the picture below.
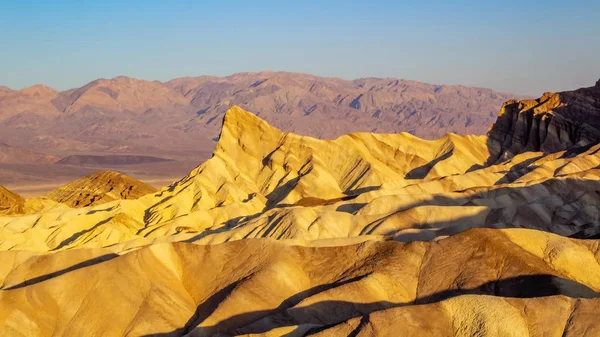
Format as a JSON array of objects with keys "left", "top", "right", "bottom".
[
  {"left": 168, "top": 71, "right": 524, "bottom": 139},
  {"left": 0, "top": 72, "right": 526, "bottom": 164}
]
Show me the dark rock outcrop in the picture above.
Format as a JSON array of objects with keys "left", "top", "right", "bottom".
[{"left": 487, "top": 79, "right": 600, "bottom": 162}]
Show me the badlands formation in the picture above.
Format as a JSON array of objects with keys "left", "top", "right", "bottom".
[
  {"left": 44, "top": 170, "right": 158, "bottom": 208},
  {"left": 0, "top": 80, "right": 599, "bottom": 336}
]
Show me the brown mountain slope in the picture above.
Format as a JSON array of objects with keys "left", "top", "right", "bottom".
[
  {"left": 0, "top": 142, "right": 59, "bottom": 164},
  {"left": 52, "top": 76, "right": 190, "bottom": 114},
  {"left": 169, "top": 71, "right": 524, "bottom": 139},
  {"left": 44, "top": 170, "right": 158, "bottom": 207},
  {"left": 0, "top": 72, "right": 524, "bottom": 164},
  {"left": 0, "top": 81, "right": 599, "bottom": 336},
  {"left": 0, "top": 84, "right": 60, "bottom": 121}
]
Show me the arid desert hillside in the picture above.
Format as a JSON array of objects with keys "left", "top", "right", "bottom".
[{"left": 0, "top": 79, "right": 599, "bottom": 336}]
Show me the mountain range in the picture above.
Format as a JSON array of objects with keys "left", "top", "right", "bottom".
[{"left": 0, "top": 71, "right": 526, "bottom": 164}]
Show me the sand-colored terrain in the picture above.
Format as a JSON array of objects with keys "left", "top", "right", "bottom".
[
  {"left": 0, "top": 80, "right": 598, "bottom": 336},
  {"left": 44, "top": 170, "right": 158, "bottom": 208}
]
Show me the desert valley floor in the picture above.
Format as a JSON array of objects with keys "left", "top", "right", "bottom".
[{"left": 0, "top": 80, "right": 600, "bottom": 336}]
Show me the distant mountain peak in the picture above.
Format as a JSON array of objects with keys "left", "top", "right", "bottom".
[
  {"left": 0, "top": 85, "right": 13, "bottom": 92},
  {"left": 18, "top": 84, "right": 58, "bottom": 98}
]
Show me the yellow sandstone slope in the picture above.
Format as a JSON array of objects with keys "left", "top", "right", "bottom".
[{"left": 44, "top": 170, "right": 158, "bottom": 208}]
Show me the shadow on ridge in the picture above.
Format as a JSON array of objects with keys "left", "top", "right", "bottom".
[
  {"left": 142, "top": 274, "right": 598, "bottom": 337},
  {"left": 404, "top": 149, "right": 453, "bottom": 180},
  {"left": 174, "top": 174, "right": 600, "bottom": 244},
  {"left": 493, "top": 154, "right": 544, "bottom": 185},
  {"left": 2, "top": 253, "right": 118, "bottom": 290}
]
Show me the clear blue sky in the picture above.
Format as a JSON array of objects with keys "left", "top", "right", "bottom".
[{"left": 1, "top": 0, "right": 598, "bottom": 95}]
